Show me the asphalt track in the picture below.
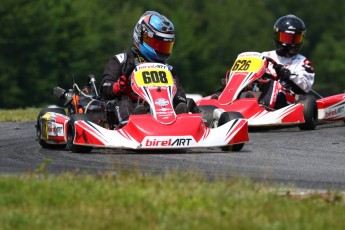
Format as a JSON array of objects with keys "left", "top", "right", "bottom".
[{"left": 0, "top": 121, "right": 344, "bottom": 190}]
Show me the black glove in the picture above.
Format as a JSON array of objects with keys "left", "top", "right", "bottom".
[{"left": 273, "top": 64, "right": 291, "bottom": 81}]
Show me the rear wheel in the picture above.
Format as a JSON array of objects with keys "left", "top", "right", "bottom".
[
  {"left": 67, "top": 114, "right": 93, "bottom": 153},
  {"left": 36, "top": 106, "right": 67, "bottom": 149},
  {"left": 218, "top": 112, "right": 245, "bottom": 152},
  {"left": 297, "top": 95, "right": 318, "bottom": 130}
]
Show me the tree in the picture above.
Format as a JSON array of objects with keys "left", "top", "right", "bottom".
[{"left": 0, "top": 0, "right": 344, "bottom": 108}]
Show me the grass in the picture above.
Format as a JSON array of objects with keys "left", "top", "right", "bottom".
[
  {"left": 0, "top": 108, "right": 42, "bottom": 122},
  {"left": 1, "top": 109, "right": 344, "bottom": 229},
  {"left": 0, "top": 170, "right": 344, "bottom": 230}
]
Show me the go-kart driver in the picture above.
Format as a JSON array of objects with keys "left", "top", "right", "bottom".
[
  {"left": 100, "top": 11, "right": 188, "bottom": 127},
  {"left": 259, "top": 14, "right": 315, "bottom": 109}
]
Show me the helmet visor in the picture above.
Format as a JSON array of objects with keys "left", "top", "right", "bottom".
[
  {"left": 142, "top": 33, "right": 174, "bottom": 55},
  {"left": 274, "top": 31, "right": 304, "bottom": 45}
]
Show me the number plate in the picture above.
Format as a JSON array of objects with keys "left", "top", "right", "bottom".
[
  {"left": 231, "top": 56, "right": 264, "bottom": 72},
  {"left": 134, "top": 65, "right": 174, "bottom": 87}
]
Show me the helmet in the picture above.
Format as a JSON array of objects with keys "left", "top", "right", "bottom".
[
  {"left": 273, "top": 14, "right": 306, "bottom": 57},
  {"left": 133, "top": 11, "right": 175, "bottom": 63}
]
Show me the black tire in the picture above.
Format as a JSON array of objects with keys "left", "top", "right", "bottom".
[
  {"left": 197, "top": 105, "right": 217, "bottom": 127},
  {"left": 67, "top": 114, "right": 93, "bottom": 153},
  {"left": 36, "top": 106, "right": 67, "bottom": 149},
  {"left": 297, "top": 95, "right": 318, "bottom": 130},
  {"left": 218, "top": 112, "right": 245, "bottom": 152},
  {"left": 186, "top": 98, "right": 200, "bottom": 114}
]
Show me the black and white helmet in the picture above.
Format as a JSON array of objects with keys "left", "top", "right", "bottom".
[{"left": 273, "top": 14, "right": 306, "bottom": 57}]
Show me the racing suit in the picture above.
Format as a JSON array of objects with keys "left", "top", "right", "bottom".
[
  {"left": 259, "top": 50, "right": 315, "bottom": 109},
  {"left": 100, "top": 47, "right": 187, "bottom": 126}
]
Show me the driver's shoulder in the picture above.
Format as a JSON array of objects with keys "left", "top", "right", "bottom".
[{"left": 113, "top": 52, "right": 129, "bottom": 64}]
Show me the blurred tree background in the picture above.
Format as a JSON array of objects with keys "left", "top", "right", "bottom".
[{"left": 0, "top": 0, "right": 344, "bottom": 108}]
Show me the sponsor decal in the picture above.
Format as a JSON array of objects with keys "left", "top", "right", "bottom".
[
  {"left": 155, "top": 98, "right": 169, "bottom": 107},
  {"left": 115, "top": 53, "right": 125, "bottom": 63},
  {"left": 155, "top": 109, "right": 175, "bottom": 119},
  {"left": 156, "top": 110, "right": 173, "bottom": 115},
  {"left": 48, "top": 122, "right": 64, "bottom": 136},
  {"left": 142, "top": 137, "right": 194, "bottom": 147},
  {"left": 325, "top": 106, "right": 345, "bottom": 117},
  {"left": 153, "top": 64, "right": 166, "bottom": 69},
  {"left": 115, "top": 106, "right": 122, "bottom": 122},
  {"left": 137, "top": 64, "right": 155, "bottom": 70},
  {"left": 136, "top": 63, "right": 168, "bottom": 70},
  {"left": 177, "top": 95, "right": 187, "bottom": 103}
]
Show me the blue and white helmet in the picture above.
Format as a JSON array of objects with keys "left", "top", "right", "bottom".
[{"left": 133, "top": 11, "right": 175, "bottom": 63}]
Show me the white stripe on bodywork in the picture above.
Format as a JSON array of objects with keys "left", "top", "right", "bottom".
[{"left": 249, "top": 104, "right": 301, "bottom": 125}]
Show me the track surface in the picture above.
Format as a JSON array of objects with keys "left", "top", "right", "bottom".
[{"left": 1, "top": 121, "right": 344, "bottom": 190}]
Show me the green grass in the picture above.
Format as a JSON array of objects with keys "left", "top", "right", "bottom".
[
  {"left": 1, "top": 109, "right": 345, "bottom": 229},
  {"left": 0, "top": 108, "right": 42, "bottom": 122},
  {"left": 0, "top": 170, "right": 344, "bottom": 230}
]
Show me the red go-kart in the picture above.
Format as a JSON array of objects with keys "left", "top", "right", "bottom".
[
  {"left": 36, "top": 63, "right": 249, "bottom": 153},
  {"left": 197, "top": 52, "right": 345, "bottom": 130}
]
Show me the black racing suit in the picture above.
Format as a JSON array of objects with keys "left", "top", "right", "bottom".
[{"left": 100, "top": 47, "right": 187, "bottom": 126}]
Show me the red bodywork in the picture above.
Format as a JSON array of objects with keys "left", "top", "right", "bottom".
[{"left": 197, "top": 52, "right": 345, "bottom": 127}]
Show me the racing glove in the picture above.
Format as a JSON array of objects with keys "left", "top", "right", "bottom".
[
  {"left": 273, "top": 64, "right": 291, "bottom": 81},
  {"left": 113, "top": 75, "right": 131, "bottom": 96}
]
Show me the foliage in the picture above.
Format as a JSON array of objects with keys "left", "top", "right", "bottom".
[{"left": 0, "top": 0, "right": 344, "bottom": 108}]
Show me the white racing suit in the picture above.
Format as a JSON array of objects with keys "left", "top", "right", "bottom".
[{"left": 259, "top": 50, "right": 315, "bottom": 109}]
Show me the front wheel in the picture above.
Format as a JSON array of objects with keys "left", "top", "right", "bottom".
[
  {"left": 218, "top": 112, "right": 245, "bottom": 152},
  {"left": 67, "top": 114, "right": 93, "bottom": 153},
  {"left": 297, "top": 95, "right": 318, "bottom": 130}
]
